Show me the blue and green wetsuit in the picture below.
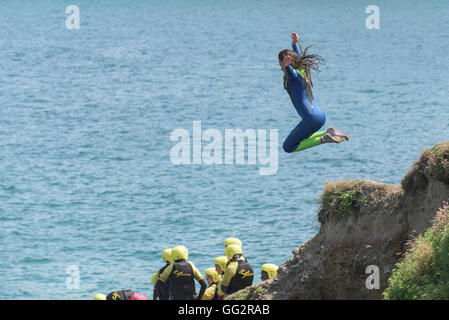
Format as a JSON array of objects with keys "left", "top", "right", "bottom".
[{"left": 283, "top": 43, "right": 326, "bottom": 153}]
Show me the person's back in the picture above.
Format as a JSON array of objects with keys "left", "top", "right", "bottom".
[
  {"left": 226, "top": 259, "right": 254, "bottom": 294},
  {"left": 168, "top": 260, "right": 196, "bottom": 299},
  {"left": 156, "top": 246, "right": 207, "bottom": 300},
  {"left": 219, "top": 244, "right": 254, "bottom": 296},
  {"left": 156, "top": 263, "right": 171, "bottom": 299}
]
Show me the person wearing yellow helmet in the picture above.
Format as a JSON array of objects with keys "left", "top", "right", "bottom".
[
  {"left": 94, "top": 293, "right": 106, "bottom": 300},
  {"left": 261, "top": 263, "right": 279, "bottom": 281},
  {"left": 218, "top": 244, "right": 254, "bottom": 297},
  {"left": 162, "top": 248, "right": 173, "bottom": 262},
  {"left": 224, "top": 237, "right": 242, "bottom": 248},
  {"left": 214, "top": 256, "right": 228, "bottom": 275},
  {"left": 156, "top": 245, "right": 207, "bottom": 300},
  {"left": 223, "top": 237, "right": 248, "bottom": 262},
  {"left": 152, "top": 248, "right": 173, "bottom": 300},
  {"left": 213, "top": 256, "right": 228, "bottom": 300},
  {"left": 201, "top": 268, "right": 220, "bottom": 300}
]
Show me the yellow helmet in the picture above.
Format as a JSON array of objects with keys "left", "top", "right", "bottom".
[
  {"left": 224, "top": 244, "right": 242, "bottom": 260},
  {"left": 151, "top": 272, "right": 159, "bottom": 285},
  {"left": 94, "top": 293, "right": 106, "bottom": 300},
  {"left": 224, "top": 237, "right": 242, "bottom": 248},
  {"left": 205, "top": 268, "right": 220, "bottom": 283},
  {"left": 261, "top": 263, "right": 279, "bottom": 279},
  {"left": 171, "top": 245, "right": 188, "bottom": 261},
  {"left": 214, "top": 256, "right": 228, "bottom": 272},
  {"left": 162, "top": 248, "right": 173, "bottom": 262}
]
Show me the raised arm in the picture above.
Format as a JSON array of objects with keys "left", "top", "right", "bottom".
[{"left": 291, "top": 33, "right": 301, "bottom": 56}]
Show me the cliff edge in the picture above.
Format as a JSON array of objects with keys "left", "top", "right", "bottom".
[{"left": 229, "top": 141, "right": 449, "bottom": 300}]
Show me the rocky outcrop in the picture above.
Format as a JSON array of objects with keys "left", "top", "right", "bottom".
[{"left": 231, "top": 142, "right": 449, "bottom": 300}]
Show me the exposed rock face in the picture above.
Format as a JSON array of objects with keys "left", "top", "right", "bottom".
[{"left": 241, "top": 143, "right": 449, "bottom": 300}]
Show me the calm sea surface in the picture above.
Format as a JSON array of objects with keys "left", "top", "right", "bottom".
[{"left": 0, "top": 0, "right": 448, "bottom": 299}]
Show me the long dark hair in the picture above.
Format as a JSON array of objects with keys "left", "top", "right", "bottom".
[{"left": 278, "top": 43, "right": 325, "bottom": 94}]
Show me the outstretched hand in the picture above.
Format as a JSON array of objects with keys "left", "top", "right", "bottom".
[{"left": 291, "top": 33, "right": 299, "bottom": 45}]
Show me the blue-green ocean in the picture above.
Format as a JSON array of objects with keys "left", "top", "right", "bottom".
[{"left": 0, "top": 0, "right": 448, "bottom": 299}]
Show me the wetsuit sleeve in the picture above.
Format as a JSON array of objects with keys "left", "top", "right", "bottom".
[
  {"left": 153, "top": 271, "right": 159, "bottom": 300},
  {"left": 201, "top": 284, "right": 217, "bottom": 300},
  {"left": 292, "top": 43, "right": 301, "bottom": 56},
  {"left": 153, "top": 288, "right": 158, "bottom": 300},
  {"left": 188, "top": 262, "right": 204, "bottom": 281},
  {"left": 285, "top": 65, "right": 299, "bottom": 80},
  {"left": 158, "top": 262, "right": 173, "bottom": 282},
  {"left": 197, "top": 279, "right": 207, "bottom": 300},
  {"left": 156, "top": 264, "right": 173, "bottom": 300},
  {"left": 219, "top": 261, "right": 238, "bottom": 294},
  {"left": 187, "top": 262, "right": 207, "bottom": 300},
  {"left": 151, "top": 271, "right": 159, "bottom": 285},
  {"left": 216, "top": 279, "right": 224, "bottom": 296},
  {"left": 155, "top": 280, "right": 163, "bottom": 299}
]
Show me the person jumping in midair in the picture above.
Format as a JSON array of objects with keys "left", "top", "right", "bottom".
[{"left": 279, "top": 33, "right": 349, "bottom": 153}]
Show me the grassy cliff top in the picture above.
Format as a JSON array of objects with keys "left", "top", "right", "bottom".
[
  {"left": 318, "top": 180, "right": 401, "bottom": 222},
  {"left": 402, "top": 141, "right": 449, "bottom": 192},
  {"left": 383, "top": 202, "right": 449, "bottom": 300},
  {"left": 319, "top": 142, "right": 449, "bottom": 222}
]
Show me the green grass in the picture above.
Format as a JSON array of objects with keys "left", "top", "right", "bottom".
[
  {"left": 320, "top": 180, "right": 367, "bottom": 217},
  {"left": 253, "top": 287, "right": 263, "bottom": 296},
  {"left": 225, "top": 286, "right": 263, "bottom": 300},
  {"left": 225, "top": 287, "right": 251, "bottom": 300},
  {"left": 383, "top": 203, "right": 449, "bottom": 300},
  {"left": 336, "top": 190, "right": 358, "bottom": 216},
  {"left": 402, "top": 142, "right": 449, "bottom": 192},
  {"left": 425, "top": 142, "right": 449, "bottom": 184}
]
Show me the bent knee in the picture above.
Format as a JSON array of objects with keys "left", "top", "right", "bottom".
[{"left": 283, "top": 141, "right": 298, "bottom": 153}]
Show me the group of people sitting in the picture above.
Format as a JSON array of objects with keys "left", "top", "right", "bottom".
[
  {"left": 152, "top": 237, "right": 279, "bottom": 300},
  {"left": 93, "top": 237, "right": 279, "bottom": 300}
]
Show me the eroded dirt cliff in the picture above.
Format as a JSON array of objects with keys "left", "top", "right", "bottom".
[{"left": 229, "top": 142, "right": 449, "bottom": 300}]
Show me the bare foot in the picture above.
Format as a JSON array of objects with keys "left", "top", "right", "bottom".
[
  {"left": 326, "top": 126, "right": 349, "bottom": 141},
  {"left": 321, "top": 132, "right": 345, "bottom": 144}
]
